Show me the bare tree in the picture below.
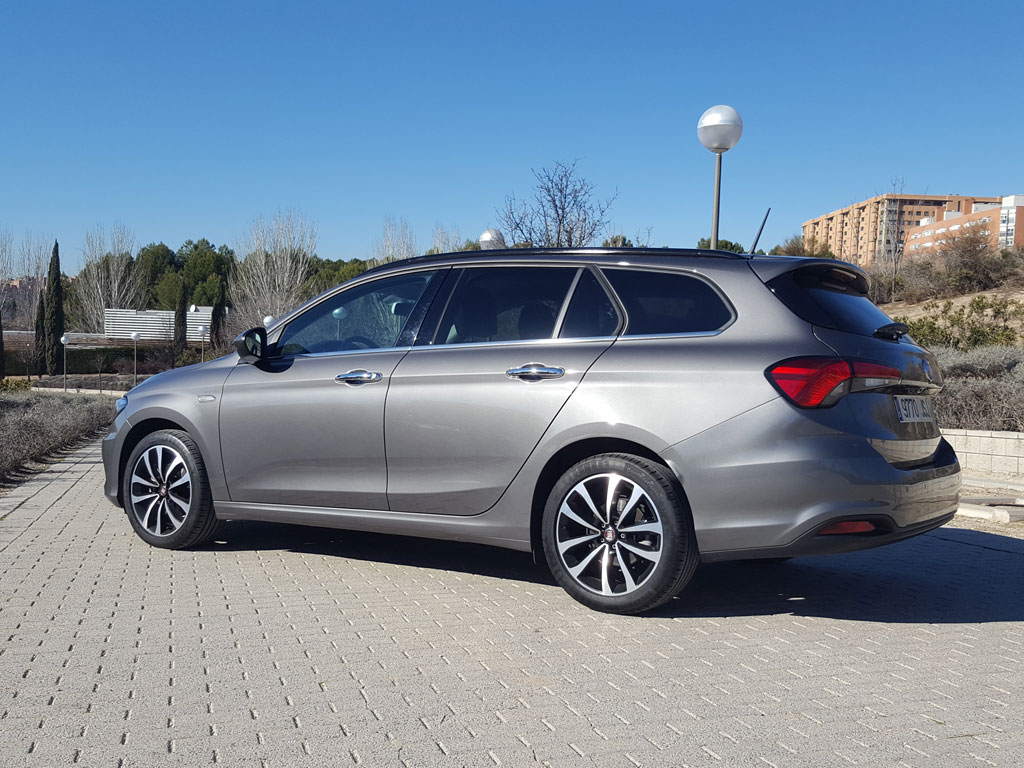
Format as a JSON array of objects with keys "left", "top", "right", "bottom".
[
  {"left": 497, "top": 160, "right": 617, "bottom": 248},
  {"left": 0, "top": 229, "right": 12, "bottom": 379},
  {"left": 428, "top": 224, "right": 463, "bottom": 255},
  {"left": 875, "top": 176, "right": 906, "bottom": 302},
  {"left": 13, "top": 233, "right": 49, "bottom": 327},
  {"left": 230, "top": 209, "right": 318, "bottom": 331},
  {"left": 75, "top": 223, "right": 146, "bottom": 332},
  {"left": 369, "top": 217, "right": 417, "bottom": 267},
  {"left": 0, "top": 228, "right": 12, "bottom": 307}
]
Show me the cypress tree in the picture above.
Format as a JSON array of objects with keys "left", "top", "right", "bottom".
[
  {"left": 172, "top": 276, "right": 187, "bottom": 365},
  {"left": 0, "top": 308, "right": 5, "bottom": 381},
  {"left": 34, "top": 292, "right": 47, "bottom": 377},
  {"left": 44, "top": 241, "right": 65, "bottom": 375}
]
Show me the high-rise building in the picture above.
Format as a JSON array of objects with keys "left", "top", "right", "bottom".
[
  {"left": 802, "top": 194, "right": 1000, "bottom": 266},
  {"left": 905, "top": 195, "right": 1024, "bottom": 255}
]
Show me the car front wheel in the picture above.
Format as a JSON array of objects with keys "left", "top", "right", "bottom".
[
  {"left": 541, "top": 453, "right": 698, "bottom": 614},
  {"left": 122, "top": 429, "right": 220, "bottom": 549}
]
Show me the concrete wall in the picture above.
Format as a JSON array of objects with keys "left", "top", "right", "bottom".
[{"left": 943, "top": 428, "right": 1024, "bottom": 477}]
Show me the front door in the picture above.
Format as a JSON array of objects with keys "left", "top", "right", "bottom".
[{"left": 219, "top": 268, "right": 443, "bottom": 509}]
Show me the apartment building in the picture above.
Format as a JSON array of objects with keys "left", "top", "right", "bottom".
[
  {"left": 905, "top": 195, "right": 1024, "bottom": 255},
  {"left": 802, "top": 194, "right": 1000, "bottom": 266}
]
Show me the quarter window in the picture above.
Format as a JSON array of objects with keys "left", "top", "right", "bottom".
[
  {"left": 433, "top": 267, "right": 576, "bottom": 344},
  {"left": 603, "top": 269, "right": 732, "bottom": 335},
  {"left": 275, "top": 271, "right": 439, "bottom": 356}
]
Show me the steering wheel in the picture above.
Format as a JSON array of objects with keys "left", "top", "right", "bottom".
[{"left": 340, "top": 335, "right": 378, "bottom": 349}]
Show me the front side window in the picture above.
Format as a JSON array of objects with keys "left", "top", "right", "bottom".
[
  {"left": 433, "top": 267, "right": 576, "bottom": 344},
  {"left": 603, "top": 268, "right": 733, "bottom": 336},
  {"left": 275, "top": 270, "right": 439, "bottom": 356}
]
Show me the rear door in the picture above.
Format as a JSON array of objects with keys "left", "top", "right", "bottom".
[
  {"left": 758, "top": 262, "right": 942, "bottom": 464},
  {"left": 384, "top": 265, "right": 620, "bottom": 515}
]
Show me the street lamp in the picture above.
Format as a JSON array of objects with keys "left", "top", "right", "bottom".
[
  {"left": 59, "top": 334, "right": 68, "bottom": 391},
  {"left": 198, "top": 325, "right": 209, "bottom": 362},
  {"left": 479, "top": 229, "right": 506, "bottom": 250},
  {"left": 697, "top": 105, "right": 743, "bottom": 250},
  {"left": 262, "top": 315, "right": 274, "bottom": 328},
  {"left": 130, "top": 332, "right": 141, "bottom": 387}
]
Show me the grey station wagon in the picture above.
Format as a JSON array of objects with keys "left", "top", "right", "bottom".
[{"left": 103, "top": 248, "right": 961, "bottom": 614}]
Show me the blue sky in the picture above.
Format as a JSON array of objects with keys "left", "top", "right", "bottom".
[{"left": 1, "top": 0, "right": 1021, "bottom": 273}]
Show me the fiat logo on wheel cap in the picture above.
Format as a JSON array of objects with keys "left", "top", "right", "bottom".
[{"left": 603, "top": 527, "right": 617, "bottom": 543}]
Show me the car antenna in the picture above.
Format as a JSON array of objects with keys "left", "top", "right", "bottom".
[{"left": 749, "top": 208, "right": 771, "bottom": 254}]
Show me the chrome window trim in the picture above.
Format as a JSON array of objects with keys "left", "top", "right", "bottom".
[
  {"left": 285, "top": 345, "right": 413, "bottom": 361},
  {"left": 613, "top": 330, "right": 724, "bottom": 342},
  {"left": 415, "top": 336, "right": 617, "bottom": 352}
]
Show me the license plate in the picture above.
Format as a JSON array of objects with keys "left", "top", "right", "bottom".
[{"left": 893, "top": 395, "right": 933, "bottom": 423}]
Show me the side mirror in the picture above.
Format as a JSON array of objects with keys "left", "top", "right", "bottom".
[{"left": 234, "top": 327, "right": 268, "bottom": 364}]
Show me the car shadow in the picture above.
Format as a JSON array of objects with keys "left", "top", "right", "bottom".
[
  {"left": 201, "top": 523, "right": 1024, "bottom": 624},
  {"left": 203, "top": 520, "right": 556, "bottom": 586},
  {"left": 655, "top": 527, "right": 1024, "bottom": 623}
]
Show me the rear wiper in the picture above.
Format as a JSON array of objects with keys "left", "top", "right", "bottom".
[{"left": 874, "top": 322, "right": 909, "bottom": 340}]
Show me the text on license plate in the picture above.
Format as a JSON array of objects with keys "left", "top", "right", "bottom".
[{"left": 893, "top": 395, "right": 933, "bottom": 423}]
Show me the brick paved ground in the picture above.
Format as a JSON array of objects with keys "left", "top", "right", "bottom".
[{"left": 1, "top": 441, "right": 1022, "bottom": 767}]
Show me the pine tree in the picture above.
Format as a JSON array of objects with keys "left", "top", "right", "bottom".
[
  {"left": 210, "top": 276, "right": 227, "bottom": 349},
  {"left": 172, "top": 276, "right": 187, "bottom": 365},
  {"left": 44, "top": 241, "right": 65, "bottom": 375},
  {"left": 34, "top": 292, "right": 47, "bottom": 377}
]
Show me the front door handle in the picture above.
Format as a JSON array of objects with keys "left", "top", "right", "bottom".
[
  {"left": 335, "top": 369, "right": 384, "bottom": 385},
  {"left": 506, "top": 363, "right": 565, "bottom": 381}
]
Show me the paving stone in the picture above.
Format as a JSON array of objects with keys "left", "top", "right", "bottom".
[{"left": 1, "top": 441, "right": 1023, "bottom": 767}]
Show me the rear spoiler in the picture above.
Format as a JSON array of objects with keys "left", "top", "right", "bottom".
[{"left": 747, "top": 257, "right": 869, "bottom": 294}]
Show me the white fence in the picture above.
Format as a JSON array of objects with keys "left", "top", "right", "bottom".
[{"left": 103, "top": 307, "right": 213, "bottom": 342}]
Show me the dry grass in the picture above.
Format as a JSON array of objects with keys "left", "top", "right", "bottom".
[{"left": 0, "top": 391, "right": 114, "bottom": 482}]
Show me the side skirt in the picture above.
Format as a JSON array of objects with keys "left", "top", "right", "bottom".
[{"left": 213, "top": 501, "right": 532, "bottom": 552}]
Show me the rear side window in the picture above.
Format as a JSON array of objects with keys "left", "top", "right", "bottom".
[
  {"left": 603, "top": 268, "right": 732, "bottom": 336},
  {"left": 767, "top": 266, "right": 895, "bottom": 337},
  {"left": 434, "top": 266, "right": 576, "bottom": 344}
]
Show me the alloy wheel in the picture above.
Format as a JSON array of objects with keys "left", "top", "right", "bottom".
[
  {"left": 555, "top": 472, "right": 663, "bottom": 596},
  {"left": 129, "top": 445, "right": 192, "bottom": 537}
]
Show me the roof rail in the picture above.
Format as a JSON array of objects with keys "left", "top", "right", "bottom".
[{"left": 361, "top": 247, "right": 751, "bottom": 275}]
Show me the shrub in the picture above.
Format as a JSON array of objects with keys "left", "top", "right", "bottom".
[
  {"left": 931, "top": 345, "right": 1024, "bottom": 380},
  {"left": 0, "top": 392, "right": 114, "bottom": 481},
  {"left": 896, "top": 296, "right": 1023, "bottom": 351},
  {"left": 932, "top": 378, "right": 1024, "bottom": 432},
  {"left": 0, "top": 378, "right": 31, "bottom": 392}
]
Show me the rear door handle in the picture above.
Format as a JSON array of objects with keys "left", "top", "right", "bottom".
[
  {"left": 506, "top": 363, "right": 565, "bottom": 381},
  {"left": 335, "top": 369, "right": 383, "bottom": 385}
]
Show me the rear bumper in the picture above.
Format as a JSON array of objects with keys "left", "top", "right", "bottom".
[
  {"left": 699, "top": 510, "right": 956, "bottom": 562},
  {"left": 659, "top": 398, "right": 961, "bottom": 560}
]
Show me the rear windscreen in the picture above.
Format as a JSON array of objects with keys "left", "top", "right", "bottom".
[{"left": 767, "top": 266, "right": 896, "bottom": 337}]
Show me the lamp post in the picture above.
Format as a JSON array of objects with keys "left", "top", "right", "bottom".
[
  {"left": 130, "top": 332, "right": 141, "bottom": 387},
  {"left": 262, "top": 315, "right": 274, "bottom": 328},
  {"left": 59, "top": 334, "right": 68, "bottom": 391},
  {"left": 697, "top": 105, "right": 743, "bottom": 250},
  {"left": 198, "top": 325, "right": 209, "bottom": 362}
]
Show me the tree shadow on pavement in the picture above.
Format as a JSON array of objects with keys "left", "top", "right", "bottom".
[{"left": 202, "top": 522, "right": 1024, "bottom": 623}]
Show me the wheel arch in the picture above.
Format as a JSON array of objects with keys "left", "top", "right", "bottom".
[
  {"left": 117, "top": 418, "right": 192, "bottom": 506},
  {"left": 529, "top": 437, "right": 678, "bottom": 559}
]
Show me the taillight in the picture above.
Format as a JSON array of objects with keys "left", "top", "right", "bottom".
[{"left": 767, "top": 357, "right": 902, "bottom": 408}]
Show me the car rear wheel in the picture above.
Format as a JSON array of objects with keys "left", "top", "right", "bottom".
[
  {"left": 541, "top": 453, "right": 698, "bottom": 614},
  {"left": 122, "top": 429, "right": 220, "bottom": 549}
]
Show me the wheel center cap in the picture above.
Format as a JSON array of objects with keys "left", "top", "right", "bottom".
[
  {"left": 158, "top": 485, "right": 167, "bottom": 497},
  {"left": 603, "top": 527, "right": 617, "bottom": 543}
]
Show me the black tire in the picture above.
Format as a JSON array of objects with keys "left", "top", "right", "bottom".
[
  {"left": 541, "top": 453, "right": 698, "bottom": 615},
  {"left": 122, "top": 429, "right": 220, "bottom": 549}
]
